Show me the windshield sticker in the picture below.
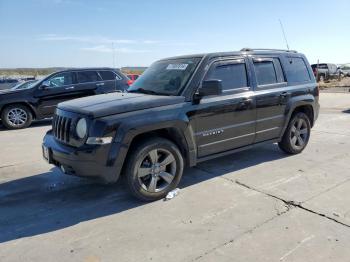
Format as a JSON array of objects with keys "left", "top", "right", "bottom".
[{"left": 166, "top": 64, "right": 188, "bottom": 70}]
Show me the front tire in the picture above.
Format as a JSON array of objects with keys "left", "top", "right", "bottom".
[
  {"left": 1, "top": 104, "right": 33, "bottom": 129},
  {"left": 278, "top": 112, "right": 311, "bottom": 154},
  {"left": 125, "top": 137, "right": 184, "bottom": 201}
]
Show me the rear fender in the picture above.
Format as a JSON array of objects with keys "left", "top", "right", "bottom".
[{"left": 281, "top": 94, "right": 316, "bottom": 135}]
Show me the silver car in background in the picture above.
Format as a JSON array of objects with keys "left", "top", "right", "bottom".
[{"left": 338, "top": 64, "right": 350, "bottom": 77}]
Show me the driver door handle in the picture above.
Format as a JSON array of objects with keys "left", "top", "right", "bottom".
[
  {"left": 237, "top": 98, "right": 253, "bottom": 109},
  {"left": 279, "top": 92, "right": 291, "bottom": 104},
  {"left": 65, "top": 86, "right": 75, "bottom": 90},
  {"left": 280, "top": 92, "right": 290, "bottom": 97}
]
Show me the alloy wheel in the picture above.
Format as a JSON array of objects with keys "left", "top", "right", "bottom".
[
  {"left": 137, "top": 148, "right": 177, "bottom": 193},
  {"left": 290, "top": 118, "right": 309, "bottom": 150},
  {"left": 7, "top": 108, "right": 28, "bottom": 127}
]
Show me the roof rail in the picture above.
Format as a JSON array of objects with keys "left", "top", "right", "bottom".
[{"left": 240, "top": 48, "right": 297, "bottom": 53}]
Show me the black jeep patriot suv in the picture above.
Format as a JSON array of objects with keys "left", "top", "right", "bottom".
[{"left": 43, "top": 48, "right": 319, "bottom": 201}]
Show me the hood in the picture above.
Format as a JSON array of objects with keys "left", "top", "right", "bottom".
[
  {"left": 0, "top": 89, "right": 25, "bottom": 95},
  {"left": 58, "top": 92, "right": 185, "bottom": 118}
]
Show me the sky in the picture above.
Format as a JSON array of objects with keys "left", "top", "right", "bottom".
[{"left": 0, "top": 0, "right": 349, "bottom": 68}]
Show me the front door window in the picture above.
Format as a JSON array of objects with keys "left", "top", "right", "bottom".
[{"left": 47, "top": 72, "right": 73, "bottom": 88}]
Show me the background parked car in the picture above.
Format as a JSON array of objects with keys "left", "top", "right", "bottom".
[
  {"left": 311, "top": 63, "right": 341, "bottom": 82},
  {"left": 126, "top": 74, "right": 140, "bottom": 85},
  {"left": 338, "top": 64, "right": 350, "bottom": 77},
  {"left": 10, "top": 80, "right": 38, "bottom": 90},
  {"left": 21, "top": 77, "right": 36, "bottom": 81},
  {"left": 0, "top": 68, "right": 130, "bottom": 129},
  {"left": 0, "top": 78, "right": 20, "bottom": 90}
]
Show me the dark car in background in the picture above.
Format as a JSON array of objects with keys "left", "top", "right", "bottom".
[
  {"left": 0, "top": 78, "right": 20, "bottom": 90},
  {"left": 0, "top": 78, "right": 19, "bottom": 84},
  {"left": 0, "top": 68, "right": 129, "bottom": 129},
  {"left": 11, "top": 80, "right": 38, "bottom": 90},
  {"left": 311, "top": 63, "right": 341, "bottom": 81}
]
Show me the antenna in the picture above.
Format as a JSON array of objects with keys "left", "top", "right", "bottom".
[{"left": 279, "top": 19, "right": 290, "bottom": 51}]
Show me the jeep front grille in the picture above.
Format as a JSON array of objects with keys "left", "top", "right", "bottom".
[{"left": 53, "top": 115, "right": 72, "bottom": 143}]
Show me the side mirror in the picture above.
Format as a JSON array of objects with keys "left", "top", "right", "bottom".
[
  {"left": 40, "top": 80, "right": 50, "bottom": 90},
  {"left": 198, "top": 79, "right": 223, "bottom": 97}
]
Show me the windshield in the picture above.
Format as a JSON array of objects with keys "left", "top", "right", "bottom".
[
  {"left": 11, "top": 80, "right": 38, "bottom": 90},
  {"left": 340, "top": 65, "right": 350, "bottom": 70},
  {"left": 127, "top": 57, "right": 201, "bottom": 95}
]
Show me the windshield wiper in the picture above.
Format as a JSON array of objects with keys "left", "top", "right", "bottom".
[{"left": 128, "top": 88, "right": 165, "bottom": 96}]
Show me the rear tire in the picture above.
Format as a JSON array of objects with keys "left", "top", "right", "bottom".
[
  {"left": 1, "top": 104, "right": 33, "bottom": 129},
  {"left": 125, "top": 137, "right": 184, "bottom": 201},
  {"left": 278, "top": 112, "right": 311, "bottom": 154}
]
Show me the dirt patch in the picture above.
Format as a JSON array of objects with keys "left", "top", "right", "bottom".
[{"left": 319, "top": 77, "right": 350, "bottom": 89}]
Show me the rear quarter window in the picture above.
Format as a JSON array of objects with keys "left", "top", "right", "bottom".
[
  {"left": 77, "top": 71, "right": 100, "bottom": 83},
  {"left": 285, "top": 57, "right": 311, "bottom": 83},
  {"left": 99, "top": 71, "right": 118, "bottom": 81}
]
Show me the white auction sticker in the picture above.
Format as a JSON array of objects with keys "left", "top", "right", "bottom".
[{"left": 166, "top": 64, "right": 188, "bottom": 70}]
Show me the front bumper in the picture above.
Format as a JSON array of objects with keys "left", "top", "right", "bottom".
[{"left": 42, "top": 131, "right": 124, "bottom": 183}]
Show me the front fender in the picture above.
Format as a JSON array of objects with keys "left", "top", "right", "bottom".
[{"left": 106, "top": 112, "right": 197, "bottom": 183}]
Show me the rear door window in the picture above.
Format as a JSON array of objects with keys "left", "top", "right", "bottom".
[
  {"left": 253, "top": 58, "right": 286, "bottom": 86},
  {"left": 253, "top": 60, "right": 277, "bottom": 85},
  {"left": 99, "top": 71, "right": 118, "bottom": 81},
  {"left": 77, "top": 71, "right": 100, "bottom": 83},
  {"left": 205, "top": 60, "right": 248, "bottom": 91}
]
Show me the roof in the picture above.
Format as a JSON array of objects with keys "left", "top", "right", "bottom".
[
  {"left": 160, "top": 48, "right": 300, "bottom": 62},
  {"left": 57, "top": 67, "right": 118, "bottom": 73}
]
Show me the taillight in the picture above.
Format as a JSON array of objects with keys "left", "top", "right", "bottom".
[{"left": 127, "top": 80, "right": 133, "bottom": 86}]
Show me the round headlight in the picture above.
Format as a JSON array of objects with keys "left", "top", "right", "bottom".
[{"left": 76, "top": 118, "right": 87, "bottom": 139}]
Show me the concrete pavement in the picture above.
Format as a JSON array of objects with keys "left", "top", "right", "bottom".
[{"left": 0, "top": 92, "right": 349, "bottom": 262}]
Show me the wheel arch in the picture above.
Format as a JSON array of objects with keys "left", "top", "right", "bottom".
[
  {"left": 127, "top": 127, "right": 191, "bottom": 165},
  {"left": 110, "top": 122, "right": 196, "bottom": 182},
  {"left": 280, "top": 97, "right": 316, "bottom": 138},
  {"left": 290, "top": 105, "right": 314, "bottom": 127},
  {"left": 0, "top": 102, "right": 37, "bottom": 120}
]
